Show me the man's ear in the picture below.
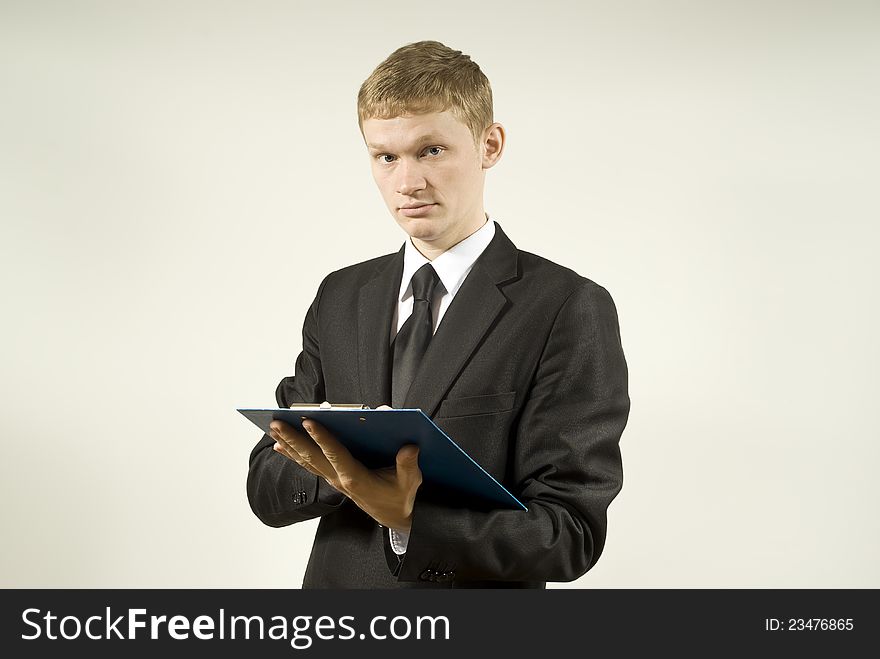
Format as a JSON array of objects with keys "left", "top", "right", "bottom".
[{"left": 481, "top": 123, "right": 505, "bottom": 170}]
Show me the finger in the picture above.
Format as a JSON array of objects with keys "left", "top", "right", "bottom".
[
  {"left": 302, "top": 418, "right": 368, "bottom": 488},
  {"left": 269, "top": 424, "right": 304, "bottom": 457},
  {"left": 272, "top": 441, "right": 320, "bottom": 475},
  {"left": 270, "top": 426, "right": 336, "bottom": 481},
  {"left": 395, "top": 444, "right": 422, "bottom": 490},
  {"left": 269, "top": 419, "right": 298, "bottom": 437},
  {"left": 270, "top": 422, "right": 325, "bottom": 465},
  {"left": 273, "top": 440, "right": 303, "bottom": 466},
  {"left": 269, "top": 420, "right": 312, "bottom": 458}
]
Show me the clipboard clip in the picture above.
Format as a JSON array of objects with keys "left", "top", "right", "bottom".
[{"left": 290, "top": 401, "right": 371, "bottom": 410}]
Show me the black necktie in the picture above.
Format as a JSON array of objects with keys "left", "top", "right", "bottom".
[{"left": 392, "top": 263, "right": 441, "bottom": 408}]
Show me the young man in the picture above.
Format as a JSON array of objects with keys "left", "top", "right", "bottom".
[{"left": 247, "top": 41, "right": 629, "bottom": 588}]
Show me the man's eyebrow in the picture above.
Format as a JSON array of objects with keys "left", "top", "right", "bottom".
[{"left": 366, "top": 134, "right": 447, "bottom": 151}]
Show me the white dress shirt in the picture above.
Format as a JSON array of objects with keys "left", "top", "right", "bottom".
[{"left": 389, "top": 215, "right": 496, "bottom": 555}]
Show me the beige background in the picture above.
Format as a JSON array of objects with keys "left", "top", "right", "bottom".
[{"left": 1, "top": 0, "right": 877, "bottom": 588}]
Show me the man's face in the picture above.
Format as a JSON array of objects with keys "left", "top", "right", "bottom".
[{"left": 363, "top": 110, "right": 488, "bottom": 252}]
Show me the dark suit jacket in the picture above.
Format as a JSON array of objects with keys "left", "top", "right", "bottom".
[{"left": 247, "top": 223, "right": 629, "bottom": 588}]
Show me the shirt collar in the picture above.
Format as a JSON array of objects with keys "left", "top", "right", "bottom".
[{"left": 398, "top": 216, "right": 497, "bottom": 302}]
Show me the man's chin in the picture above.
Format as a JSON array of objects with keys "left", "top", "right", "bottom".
[{"left": 395, "top": 215, "right": 444, "bottom": 242}]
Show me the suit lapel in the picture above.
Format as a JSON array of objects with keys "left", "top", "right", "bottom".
[
  {"left": 403, "top": 224, "right": 520, "bottom": 417},
  {"left": 357, "top": 246, "right": 405, "bottom": 407}
]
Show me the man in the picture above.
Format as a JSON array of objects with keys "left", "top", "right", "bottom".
[{"left": 247, "top": 40, "right": 629, "bottom": 588}]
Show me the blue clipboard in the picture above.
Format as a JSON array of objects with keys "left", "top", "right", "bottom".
[{"left": 238, "top": 406, "right": 527, "bottom": 511}]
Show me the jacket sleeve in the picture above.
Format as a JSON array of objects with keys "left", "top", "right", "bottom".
[
  {"left": 398, "top": 281, "right": 629, "bottom": 582},
  {"left": 246, "top": 277, "right": 347, "bottom": 527}
]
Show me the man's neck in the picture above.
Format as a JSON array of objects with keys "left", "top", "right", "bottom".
[{"left": 411, "top": 214, "right": 489, "bottom": 261}]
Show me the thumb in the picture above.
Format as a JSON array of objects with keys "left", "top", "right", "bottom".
[{"left": 395, "top": 444, "right": 422, "bottom": 487}]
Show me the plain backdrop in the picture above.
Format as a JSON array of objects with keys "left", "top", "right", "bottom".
[{"left": 1, "top": 0, "right": 878, "bottom": 588}]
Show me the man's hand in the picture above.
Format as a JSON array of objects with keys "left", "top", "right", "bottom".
[{"left": 269, "top": 418, "right": 422, "bottom": 533}]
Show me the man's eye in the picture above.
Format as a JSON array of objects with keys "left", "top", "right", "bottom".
[
  {"left": 424, "top": 146, "right": 443, "bottom": 156},
  {"left": 378, "top": 154, "right": 396, "bottom": 163}
]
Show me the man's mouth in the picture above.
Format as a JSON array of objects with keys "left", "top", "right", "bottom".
[{"left": 398, "top": 203, "right": 437, "bottom": 217}]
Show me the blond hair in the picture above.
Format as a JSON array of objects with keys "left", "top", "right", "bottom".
[{"left": 357, "top": 40, "right": 493, "bottom": 146}]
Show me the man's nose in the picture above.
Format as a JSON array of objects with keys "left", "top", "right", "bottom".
[{"left": 395, "top": 159, "right": 427, "bottom": 196}]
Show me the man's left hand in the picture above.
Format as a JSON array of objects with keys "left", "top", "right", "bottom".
[{"left": 269, "top": 419, "right": 422, "bottom": 533}]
